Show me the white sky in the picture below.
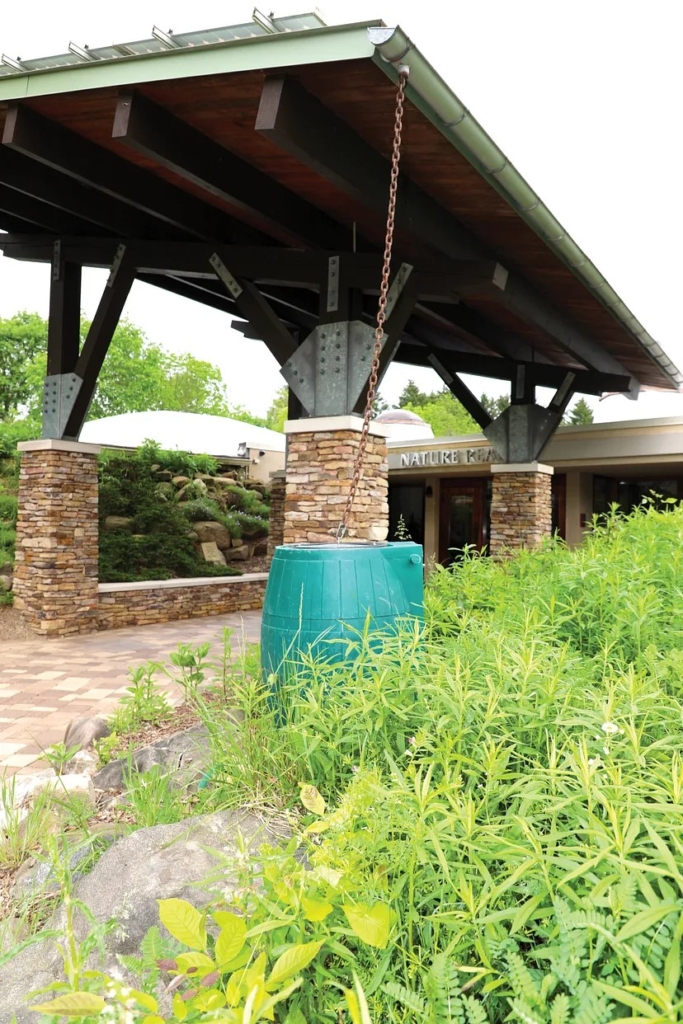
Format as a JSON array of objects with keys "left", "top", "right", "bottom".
[{"left": 0, "top": 0, "right": 681, "bottom": 423}]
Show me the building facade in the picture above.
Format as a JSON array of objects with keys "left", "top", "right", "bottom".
[{"left": 386, "top": 415, "right": 683, "bottom": 564}]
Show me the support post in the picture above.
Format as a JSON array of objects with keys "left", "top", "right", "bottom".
[
  {"left": 13, "top": 439, "right": 101, "bottom": 635},
  {"left": 43, "top": 245, "right": 84, "bottom": 439},
  {"left": 283, "top": 416, "right": 390, "bottom": 544},
  {"left": 489, "top": 462, "right": 554, "bottom": 555}
]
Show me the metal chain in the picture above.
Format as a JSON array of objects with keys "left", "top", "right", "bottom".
[{"left": 337, "top": 67, "right": 409, "bottom": 541}]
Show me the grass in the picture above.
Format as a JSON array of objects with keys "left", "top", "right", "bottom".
[{"left": 7, "top": 502, "right": 683, "bottom": 1021}]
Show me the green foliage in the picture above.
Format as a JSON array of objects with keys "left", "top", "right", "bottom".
[
  {"left": 109, "top": 662, "right": 172, "bottom": 734},
  {"left": 0, "top": 491, "right": 17, "bottom": 526},
  {"left": 265, "top": 385, "right": 288, "bottom": 432},
  {"left": 404, "top": 389, "right": 479, "bottom": 436},
  {"left": 565, "top": 397, "right": 595, "bottom": 425},
  {"left": 0, "top": 312, "right": 46, "bottom": 421},
  {"left": 98, "top": 446, "right": 245, "bottom": 582}
]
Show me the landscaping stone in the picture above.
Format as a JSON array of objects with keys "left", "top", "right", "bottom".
[
  {"left": 193, "top": 520, "right": 232, "bottom": 549},
  {"left": 0, "top": 573, "right": 11, "bottom": 592},
  {"left": 19, "top": 772, "right": 95, "bottom": 807},
  {"left": 63, "top": 715, "right": 111, "bottom": 752},
  {"left": 172, "top": 475, "right": 190, "bottom": 487},
  {"left": 93, "top": 725, "right": 211, "bottom": 793},
  {"left": 154, "top": 481, "right": 176, "bottom": 500},
  {"left": 103, "top": 516, "right": 133, "bottom": 532},
  {"left": 0, "top": 810, "right": 286, "bottom": 1021},
  {"left": 200, "top": 540, "right": 227, "bottom": 565},
  {"left": 154, "top": 470, "right": 173, "bottom": 482},
  {"left": 224, "top": 544, "right": 250, "bottom": 561}
]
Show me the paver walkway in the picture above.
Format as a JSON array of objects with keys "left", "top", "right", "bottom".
[{"left": 0, "top": 611, "right": 262, "bottom": 774}]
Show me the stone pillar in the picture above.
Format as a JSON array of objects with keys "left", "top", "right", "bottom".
[
  {"left": 267, "top": 470, "right": 286, "bottom": 561},
  {"left": 490, "top": 462, "right": 553, "bottom": 555},
  {"left": 14, "top": 439, "right": 101, "bottom": 636},
  {"left": 283, "top": 416, "right": 389, "bottom": 544}
]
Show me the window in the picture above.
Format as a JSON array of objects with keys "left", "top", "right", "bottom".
[{"left": 388, "top": 484, "right": 425, "bottom": 544}]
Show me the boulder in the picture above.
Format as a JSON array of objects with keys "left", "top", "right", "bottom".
[
  {"left": 224, "top": 544, "right": 250, "bottom": 561},
  {"left": 172, "top": 475, "right": 190, "bottom": 487},
  {"left": 194, "top": 474, "right": 217, "bottom": 484},
  {"left": 177, "top": 479, "right": 207, "bottom": 501},
  {"left": 18, "top": 773, "right": 95, "bottom": 808},
  {"left": 93, "top": 725, "right": 210, "bottom": 793},
  {"left": 103, "top": 516, "right": 132, "bottom": 532},
  {"left": 219, "top": 471, "right": 238, "bottom": 479},
  {"left": 154, "top": 481, "right": 176, "bottom": 500},
  {"left": 254, "top": 540, "right": 268, "bottom": 557},
  {"left": 64, "top": 715, "right": 111, "bottom": 753},
  {"left": 192, "top": 520, "right": 231, "bottom": 550},
  {"left": 231, "top": 535, "right": 244, "bottom": 547},
  {"left": 0, "top": 573, "right": 12, "bottom": 593},
  {"left": 200, "top": 541, "right": 227, "bottom": 565},
  {"left": 154, "top": 470, "right": 173, "bottom": 482},
  {"left": 0, "top": 810, "right": 287, "bottom": 1021}
]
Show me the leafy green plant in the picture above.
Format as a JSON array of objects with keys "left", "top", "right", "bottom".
[
  {"left": 0, "top": 780, "right": 54, "bottom": 872},
  {"left": 169, "top": 641, "right": 212, "bottom": 703},
  {"left": 125, "top": 765, "right": 186, "bottom": 828},
  {"left": 0, "top": 491, "right": 17, "bottom": 525},
  {"left": 110, "top": 662, "right": 172, "bottom": 733},
  {"left": 41, "top": 741, "right": 82, "bottom": 776}
]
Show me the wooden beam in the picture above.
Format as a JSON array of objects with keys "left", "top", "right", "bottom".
[
  {"left": 3, "top": 103, "right": 266, "bottom": 244},
  {"left": 427, "top": 352, "right": 493, "bottom": 430},
  {"left": 0, "top": 184, "right": 97, "bottom": 235},
  {"left": 435, "top": 351, "right": 631, "bottom": 396},
  {"left": 210, "top": 256, "right": 297, "bottom": 365},
  {"left": 64, "top": 251, "right": 135, "bottom": 437},
  {"left": 112, "top": 91, "right": 351, "bottom": 250},
  {"left": 0, "top": 148, "right": 158, "bottom": 236},
  {"left": 47, "top": 250, "right": 81, "bottom": 375},
  {"left": 256, "top": 76, "right": 480, "bottom": 261}
]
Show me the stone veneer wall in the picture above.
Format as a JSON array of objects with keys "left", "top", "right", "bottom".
[
  {"left": 97, "top": 574, "right": 268, "bottom": 630},
  {"left": 267, "top": 474, "right": 286, "bottom": 560},
  {"left": 284, "top": 428, "right": 388, "bottom": 544},
  {"left": 14, "top": 441, "right": 100, "bottom": 636},
  {"left": 489, "top": 467, "right": 553, "bottom": 555}
]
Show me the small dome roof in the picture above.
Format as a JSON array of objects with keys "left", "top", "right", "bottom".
[{"left": 375, "top": 408, "right": 427, "bottom": 425}]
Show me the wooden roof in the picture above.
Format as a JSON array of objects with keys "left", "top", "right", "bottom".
[{"left": 0, "top": 19, "right": 676, "bottom": 393}]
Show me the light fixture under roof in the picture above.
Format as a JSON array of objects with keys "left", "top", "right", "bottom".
[{"left": 0, "top": 9, "right": 328, "bottom": 77}]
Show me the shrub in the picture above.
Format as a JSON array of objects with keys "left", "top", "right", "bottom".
[
  {"left": 231, "top": 511, "right": 269, "bottom": 539},
  {"left": 0, "top": 493, "right": 17, "bottom": 526}
]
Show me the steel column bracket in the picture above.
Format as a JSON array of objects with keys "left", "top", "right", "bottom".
[
  {"left": 42, "top": 373, "right": 83, "bottom": 439},
  {"left": 281, "top": 319, "right": 382, "bottom": 416},
  {"left": 484, "top": 403, "right": 561, "bottom": 464},
  {"left": 209, "top": 253, "right": 243, "bottom": 299}
]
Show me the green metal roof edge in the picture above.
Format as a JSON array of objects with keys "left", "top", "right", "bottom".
[
  {"left": 0, "top": 21, "right": 380, "bottom": 101},
  {"left": 369, "top": 27, "right": 682, "bottom": 391}
]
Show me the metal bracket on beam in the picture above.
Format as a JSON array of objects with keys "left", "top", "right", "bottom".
[
  {"left": 209, "top": 253, "right": 243, "bottom": 299},
  {"left": 484, "top": 403, "right": 561, "bottom": 463},
  {"left": 385, "top": 262, "right": 413, "bottom": 318},
  {"left": 106, "top": 244, "right": 127, "bottom": 288},
  {"left": 549, "top": 371, "right": 576, "bottom": 412},
  {"left": 326, "top": 255, "right": 340, "bottom": 313},
  {"left": 42, "top": 373, "right": 83, "bottom": 439},
  {"left": 281, "top": 319, "right": 381, "bottom": 416},
  {"left": 51, "top": 240, "right": 62, "bottom": 283}
]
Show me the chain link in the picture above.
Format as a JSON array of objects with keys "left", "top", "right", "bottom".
[{"left": 337, "top": 68, "right": 409, "bottom": 541}]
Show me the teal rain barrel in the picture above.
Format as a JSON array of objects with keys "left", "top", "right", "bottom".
[{"left": 261, "top": 541, "right": 424, "bottom": 680}]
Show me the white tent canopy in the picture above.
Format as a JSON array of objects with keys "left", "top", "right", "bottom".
[{"left": 80, "top": 410, "right": 285, "bottom": 458}]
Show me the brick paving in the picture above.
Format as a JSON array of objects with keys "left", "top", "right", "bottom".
[{"left": 0, "top": 611, "right": 262, "bottom": 775}]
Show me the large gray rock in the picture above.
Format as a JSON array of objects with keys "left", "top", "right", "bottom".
[
  {"left": 0, "top": 810, "right": 286, "bottom": 1022},
  {"left": 224, "top": 544, "right": 250, "bottom": 561},
  {"left": 93, "top": 725, "right": 211, "bottom": 793},
  {"left": 193, "top": 520, "right": 231, "bottom": 550},
  {"left": 0, "top": 573, "right": 11, "bottom": 593},
  {"left": 64, "top": 715, "right": 111, "bottom": 752}
]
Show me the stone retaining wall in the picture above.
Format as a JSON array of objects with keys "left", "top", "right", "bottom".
[{"left": 97, "top": 573, "right": 268, "bottom": 630}]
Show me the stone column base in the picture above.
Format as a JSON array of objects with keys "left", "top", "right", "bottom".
[
  {"left": 283, "top": 416, "right": 389, "bottom": 544},
  {"left": 14, "top": 439, "right": 101, "bottom": 636},
  {"left": 267, "top": 470, "right": 286, "bottom": 561},
  {"left": 490, "top": 462, "right": 553, "bottom": 555}
]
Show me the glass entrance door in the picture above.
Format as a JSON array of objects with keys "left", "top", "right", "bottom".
[{"left": 439, "top": 480, "right": 488, "bottom": 564}]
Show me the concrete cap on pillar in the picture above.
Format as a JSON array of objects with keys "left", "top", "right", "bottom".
[
  {"left": 491, "top": 462, "right": 554, "bottom": 475},
  {"left": 18, "top": 438, "right": 102, "bottom": 455},
  {"left": 284, "top": 415, "right": 392, "bottom": 437}
]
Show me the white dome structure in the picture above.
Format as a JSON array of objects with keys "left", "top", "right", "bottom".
[{"left": 375, "top": 408, "right": 434, "bottom": 441}]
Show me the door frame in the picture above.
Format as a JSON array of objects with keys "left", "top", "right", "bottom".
[{"left": 438, "top": 478, "right": 487, "bottom": 564}]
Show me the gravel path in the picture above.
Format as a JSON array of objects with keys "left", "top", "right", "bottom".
[{"left": 0, "top": 605, "right": 34, "bottom": 644}]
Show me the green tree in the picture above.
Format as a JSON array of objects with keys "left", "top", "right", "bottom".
[
  {"left": 265, "top": 386, "right": 289, "bottom": 432},
  {"left": 398, "top": 380, "right": 429, "bottom": 408},
  {"left": 480, "top": 392, "right": 511, "bottom": 419},
  {"left": 405, "top": 390, "right": 479, "bottom": 436},
  {"left": 0, "top": 312, "right": 48, "bottom": 421},
  {"left": 565, "top": 397, "right": 594, "bottom": 425}
]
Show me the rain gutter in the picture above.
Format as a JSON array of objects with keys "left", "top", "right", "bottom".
[{"left": 369, "top": 27, "right": 682, "bottom": 390}]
